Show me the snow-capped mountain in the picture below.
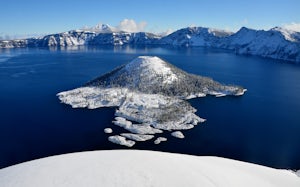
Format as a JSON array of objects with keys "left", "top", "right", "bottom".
[
  {"left": 158, "top": 26, "right": 300, "bottom": 62},
  {"left": 1, "top": 25, "right": 300, "bottom": 63},
  {"left": 37, "top": 30, "right": 96, "bottom": 47},
  {"left": 93, "top": 24, "right": 116, "bottom": 33},
  {"left": 86, "top": 56, "right": 245, "bottom": 97},
  {"left": 88, "top": 32, "right": 160, "bottom": 46},
  {"left": 0, "top": 23, "right": 161, "bottom": 48},
  {"left": 159, "top": 27, "right": 232, "bottom": 46},
  {"left": 221, "top": 27, "right": 300, "bottom": 62},
  {"left": 58, "top": 56, "right": 245, "bottom": 146}
]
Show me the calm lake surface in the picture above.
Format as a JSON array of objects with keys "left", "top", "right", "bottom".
[{"left": 0, "top": 46, "right": 300, "bottom": 169}]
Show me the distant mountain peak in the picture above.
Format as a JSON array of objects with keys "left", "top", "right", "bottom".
[
  {"left": 98, "top": 24, "right": 115, "bottom": 33},
  {"left": 81, "top": 23, "right": 117, "bottom": 33}
]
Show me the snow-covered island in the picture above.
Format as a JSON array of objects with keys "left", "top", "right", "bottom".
[
  {"left": 57, "top": 56, "right": 246, "bottom": 146},
  {"left": 0, "top": 150, "right": 299, "bottom": 187}
]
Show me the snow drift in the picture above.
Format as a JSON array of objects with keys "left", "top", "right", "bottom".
[{"left": 0, "top": 150, "right": 299, "bottom": 187}]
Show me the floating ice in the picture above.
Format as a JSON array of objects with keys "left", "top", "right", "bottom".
[
  {"left": 104, "top": 128, "right": 113, "bottom": 134},
  {"left": 171, "top": 131, "right": 185, "bottom": 139},
  {"left": 154, "top": 137, "right": 167, "bottom": 144},
  {"left": 113, "top": 116, "right": 163, "bottom": 134},
  {"left": 108, "top": 135, "right": 135, "bottom": 147},
  {"left": 120, "top": 133, "right": 154, "bottom": 141}
]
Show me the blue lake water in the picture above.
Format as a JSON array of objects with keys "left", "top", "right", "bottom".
[{"left": 0, "top": 46, "right": 300, "bottom": 169}]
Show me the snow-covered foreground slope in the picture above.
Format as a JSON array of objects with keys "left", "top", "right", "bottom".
[
  {"left": 58, "top": 56, "right": 245, "bottom": 146},
  {"left": 0, "top": 150, "right": 299, "bottom": 187}
]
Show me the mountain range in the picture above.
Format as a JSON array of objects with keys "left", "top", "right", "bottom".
[{"left": 1, "top": 24, "right": 299, "bottom": 63}]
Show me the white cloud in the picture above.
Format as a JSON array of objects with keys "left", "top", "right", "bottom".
[
  {"left": 282, "top": 22, "right": 300, "bottom": 32},
  {"left": 116, "top": 19, "right": 147, "bottom": 32}
]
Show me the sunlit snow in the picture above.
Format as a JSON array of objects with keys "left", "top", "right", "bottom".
[
  {"left": 1, "top": 150, "right": 299, "bottom": 187},
  {"left": 57, "top": 56, "right": 246, "bottom": 146}
]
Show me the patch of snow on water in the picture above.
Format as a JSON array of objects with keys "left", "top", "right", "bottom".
[
  {"left": 171, "top": 131, "right": 185, "bottom": 139},
  {"left": 57, "top": 85, "right": 220, "bottom": 146},
  {"left": 108, "top": 135, "right": 135, "bottom": 147},
  {"left": 113, "top": 117, "right": 163, "bottom": 134},
  {"left": 120, "top": 133, "right": 154, "bottom": 141},
  {"left": 104, "top": 128, "right": 113, "bottom": 134},
  {"left": 154, "top": 137, "right": 167, "bottom": 144}
]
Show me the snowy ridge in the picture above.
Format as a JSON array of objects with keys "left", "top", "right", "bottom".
[
  {"left": 271, "top": 27, "right": 300, "bottom": 42},
  {"left": 58, "top": 56, "right": 245, "bottom": 146},
  {"left": 0, "top": 150, "right": 299, "bottom": 187},
  {"left": 222, "top": 27, "right": 300, "bottom": 62},
  {"left": 1, "top": 25, "right": 299, "bottom": 62},
  {"left": 85, "top": 56, "right": 245, "bottom": 97},
  {"left": 159, "top": 26, "right": 232, "bottom": 47}
]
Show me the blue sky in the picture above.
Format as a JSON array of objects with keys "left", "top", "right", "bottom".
[{"left": 1, "top": 0, "right": 299, "bottom": 38}]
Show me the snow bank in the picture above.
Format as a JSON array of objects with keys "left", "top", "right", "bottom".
[{"left": 0, "top": 150, "right": 299, "bottom": 187}]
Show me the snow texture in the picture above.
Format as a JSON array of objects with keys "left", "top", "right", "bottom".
[
  {"left": 125, "top": 56, "right": 178, "bottom": 84},
  {"left": 0, "top": 150, "right": 299, "bottom": 187},
  {"left": 57, "top": 56, "right": 245, "bottom": 146},
  {"left": 296, "top": 170, "right": 300, "bottom": 177}
]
